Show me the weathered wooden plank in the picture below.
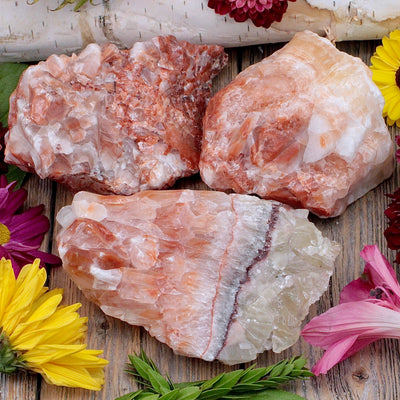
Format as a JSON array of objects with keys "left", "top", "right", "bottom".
[
  {"left": 0, "top": 174, "right": 54, "bottom": 400},
  {"left": 2, "top": 38, "right": 400, "bottom": 400}
]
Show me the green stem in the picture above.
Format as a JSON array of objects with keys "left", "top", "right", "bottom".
[{"left": 0, "top": 332, "right": 26, "bottom": 375}]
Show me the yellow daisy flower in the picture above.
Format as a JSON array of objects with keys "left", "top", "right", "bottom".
[
  {"left": 370, "top": 30, "right": 400, "bottom": 127},
  {"left": 0, "top": 258, "right": 108, "bottom": 390}
]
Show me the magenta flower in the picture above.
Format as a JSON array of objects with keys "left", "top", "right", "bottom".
[
  {"left": 0, "top": 176, "right": 60, "bottom": 275},
  {"left": 207, "top": 0, "right": 296, "bottom": 29},
  {"left": 301, "top": 245, "right": 400, "bottom": 375}
]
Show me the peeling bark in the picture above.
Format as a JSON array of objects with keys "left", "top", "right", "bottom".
[{"left": 0, "top": 0, "right": 399, "bottom": 62}]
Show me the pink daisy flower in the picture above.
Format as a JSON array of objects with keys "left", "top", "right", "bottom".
[
  {"left": 207, "top": 0, "right": 296, "bottom": 29},
  {"left": 301, "top": 245, "right": 400, "bottom": 375},
  {"left": 0, "top": 176, "right": 60, "bottom": 275}
]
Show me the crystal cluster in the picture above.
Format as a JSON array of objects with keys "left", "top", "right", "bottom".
[
  {"left": 6, "top": 36, "right": 227, "bottom": 194},
  {"left": 57, "top": 189, "right": 339, "bottom": 364},
  {"left": 200, "top": 31, "right": 393, "bottom": 217}
]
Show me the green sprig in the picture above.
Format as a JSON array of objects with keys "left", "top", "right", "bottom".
[
  {"left": 27, "top": 0, "right": 94, "bottom": 11},
  {"left": 116, "top": 351, "right": 313, "bottom": 400}
]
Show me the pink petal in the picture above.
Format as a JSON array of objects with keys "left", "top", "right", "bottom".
[
  {"left": 360, "top": 245, "right": 400, "bottom": 298},
  {"left": 311, "top": 335, "right": 358, "bottom": 375},
  {"left": 340, "top": 277, "right": 373, "bottom": 303},
  {"left": 29, "top": 250, "right": 61, "bottom": 266},
  {"left": 235, "top": 0, "right": 246, "bottom": 7},
  {"left": 311, "top": 336, "right": 376, "bottom": 375},
  {"left": 301, "top": 301, "right": 400, "bottom": 348},
  {"left": 0, "top": 187, "right": 27, "bottom": 216},
  {"left": 302, "top": 301, "right": 400, "bottom": 374},
  {"left": 340, "top": 245, "right": 400, "bottom": 304}
]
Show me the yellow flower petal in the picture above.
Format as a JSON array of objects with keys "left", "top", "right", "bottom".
[
  {"left": 37, "top": 315, "right": 87, "bottom": 345},
  {"left": 390, "top": 30, "right": 400, "bottom": 40},
  {"left": 371, "top": 31, "right": 400, "bottom": 125},
  {"left": 0, "top": 259, "right": 108, "bottom": 390},
  {"left": 383, "top": 36, "right": 400, "bottom": 62},
  {"left": 37, "top": 363, "right": 105, "bottom": 391},
  {"left": 371, "top": 54, "right": 398, "bottom": 70},
  {"left": 24, "top": 344, "right": 87, "bottom": 364},
  {"left": 51, "top": 350, "right": 109, "bottom": 367},
  {"left": 376, "top": 42, "right": 400, "bottom": 66},
  {"left": 387, "top": 99, "right": 400, "bottom": 121},
  {"left": 2, "top": 260, "right": 47, "bottom": 334},
  {"left": 372, "top": 69, "right": 396, "bottom": 86},
  {"left": 25, "top": 293, "right": 63, "bottom": 324},
  {"left": 0, "top": 259, "right": 16, "bottom": 324}
]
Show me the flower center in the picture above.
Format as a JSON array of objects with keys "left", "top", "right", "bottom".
[
  {"left": 396, "top": 67, "right": 400, "bottom": 89},
  {"left": 0, "top": 224, "right": 10, "bottom": 245}
]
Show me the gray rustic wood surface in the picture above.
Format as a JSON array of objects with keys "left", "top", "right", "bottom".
[{"left": 1, "top": 39, "right": 399, "bottom": 400}]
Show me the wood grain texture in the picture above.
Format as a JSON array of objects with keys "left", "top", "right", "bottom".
[{"left": 1, "top": 39, "right": 400, "bottom": 400}]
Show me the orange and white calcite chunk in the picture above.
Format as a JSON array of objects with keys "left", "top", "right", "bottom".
[
  {"left": 6, "top": 36, "right": 227, "bottom": 194},
  {"left": 200, "top": 30, "right": 394, "bottom": 217},
  {"left": 57, "top": 189, "right": 339, "bottom": 364}
]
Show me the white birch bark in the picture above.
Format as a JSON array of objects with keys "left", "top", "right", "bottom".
[{"left": 1, "top": 0, "right": 400, "bottom": 62}]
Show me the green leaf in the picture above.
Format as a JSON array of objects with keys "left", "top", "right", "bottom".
[
  {"left": 159, "top": 390, "right": 180, "bottom": 400},
  {"left": 280, "top": 364, "right": 294, "bottom": 377},
  {"left": 0, "top": 63, "right": 28, "bottom": 128},
  {"left": 5, "top": 165, "right": 26, "bottom": 189},
  {"left": 137, "top": 394, "right": 160, "bottom": 400},
  {"left": 130, "top": 355, "right": 154, "bottom": 382},
  {"left": 246, "top": 389, "right": 307, "bottom": 400},
  {"left": 115, "top": 392, "right": 144, "bottom": 400},
  {"left": 291, "top": 357, "right": 307, "bottom": 371},
  {"left": 73, "top": 0, "right": 90, "bottom": 10},
  {"left": 212, "top": 370, "right": 244, "bottom": 389},
  {"left": 147, "top": 366, "right": 172, "bottom": 395},
  {"left": 237, "top": 368, "right": 267, "bottom": 384},
  {"left": 229, "top": 383, "right": 265, "bottom": 392},
  {"left": 175, "top": 387, "right": 201, "bottom": 400},
  {"left": 223, "top": 390, "right": 307, "bottom": 400},
  {"left": 268, "top": 361, "right": 287, "bottom": 378},
  {"left": 197, "top": 388, "right": 231, "bottom": 400},
  {"left": 200, "top": 373, "right": 224, "bottom": 391}
]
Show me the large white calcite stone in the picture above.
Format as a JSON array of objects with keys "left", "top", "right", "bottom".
[
  {"left": 200, "top": 30, "right": 394, "bottom": 218},
  {"left": 57, "top": 189, "right": 339, "bottom": 364}
]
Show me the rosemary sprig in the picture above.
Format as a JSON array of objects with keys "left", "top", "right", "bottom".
[{"left": 116, "top": 351, "right": 313, "bottom": 400}]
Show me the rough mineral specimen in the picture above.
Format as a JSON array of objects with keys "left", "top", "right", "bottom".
[
  {"left": 5, "top": 36, "right": 227, "bottom": 194},
  {"left": 57, "top": 189, "right": 339, "bottom": 364},
  {"left": 199, "top": 30, "right": 394, "bottom": 218}
]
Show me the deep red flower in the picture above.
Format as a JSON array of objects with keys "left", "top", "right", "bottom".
[
  {"left": 0, "top": 176, "right": 61, "bottom": 275},
  {"left": 207, "top": 0, "right": 296, "bottom": 29},
  {"left": 385, "top": 188, "right": 400, "bottom": 263},
  {"left": 396, "top": 135, "right": 400, "bottom": 163},
  {"left": 385, "top": 135, "right": 400, "bottom": 262}
]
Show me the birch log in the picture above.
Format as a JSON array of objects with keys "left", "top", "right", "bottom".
[{"left": 1, "top": 0, "right": 400, "bottom": 62}]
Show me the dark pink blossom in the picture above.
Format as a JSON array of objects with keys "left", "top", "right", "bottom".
[
  {"left": 301, "top": 245, "right": 400, "bottom": 375},
  {"left": 207, "top": 0, "right": 296, "bottom": 29},
  {"left": 0, "top": 176, "right": 60, "bottom": 275}
]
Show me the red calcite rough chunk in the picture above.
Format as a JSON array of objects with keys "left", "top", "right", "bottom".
[
  {"left": 57, "top": 189, "right": 339, "bottom": 364},
  {"left": 199, "top": 31, "right": 394, "bottom": 217},
  {"left": 6, "top": 36, "right": 227, "bottom": 194}
]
